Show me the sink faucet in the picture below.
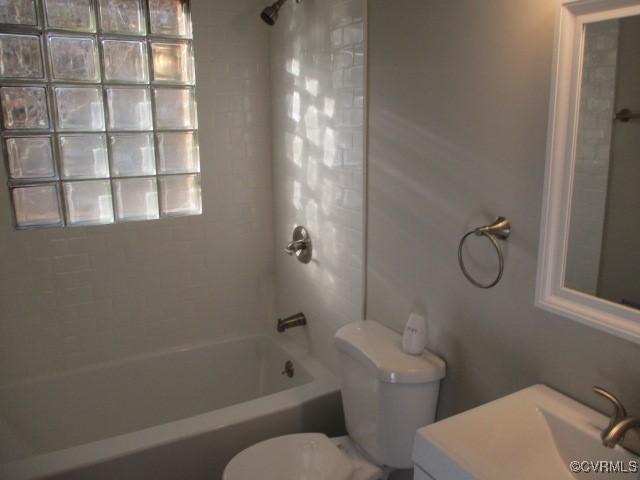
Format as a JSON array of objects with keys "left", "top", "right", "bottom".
[
  {"left": 603, "top": 417, "right": 640, "bottom": 449},
  {"left": 593, "top": 386, "right": 640, "bottom": 455},
  {"left": 277, "top": 312, "right": 307, "bottom": 333}
]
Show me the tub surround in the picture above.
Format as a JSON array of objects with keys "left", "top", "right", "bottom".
[
  {"left": 271, "top": 0, "right": 366, "bottom": 373},
  {"left": 0, "top": 0, "right": 275, "bottom": 385}
]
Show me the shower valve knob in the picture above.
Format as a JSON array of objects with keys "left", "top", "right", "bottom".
[{"left": 284, "top": 226, "right": 312, "bottom": 264}]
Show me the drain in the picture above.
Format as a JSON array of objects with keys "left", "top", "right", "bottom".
[{"left": 281, "top": 360, "right": 294, "bottom": 378}]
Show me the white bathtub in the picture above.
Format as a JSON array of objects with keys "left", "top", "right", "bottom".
[{"left": 0, "top": 335, "right": 343, "bottom": 480}]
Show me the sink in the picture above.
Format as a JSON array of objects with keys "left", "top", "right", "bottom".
[{"left": 413, "top": 385, "right": 639, "bottom": 480}]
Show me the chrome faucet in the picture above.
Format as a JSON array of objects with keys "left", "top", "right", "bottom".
[
  {"left": 277, "top": 312, "right": 307, "bottom": 332},
  {"left": 593, "top": 386, "right": 640, "bottom": 455}
]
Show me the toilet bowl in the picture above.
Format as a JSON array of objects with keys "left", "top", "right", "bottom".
[
  {"left": 223, "top": 320, "right": 446, "bottom": 480},
  {"left": 223, "top": 433, "right": 382, "bottom": 480}
]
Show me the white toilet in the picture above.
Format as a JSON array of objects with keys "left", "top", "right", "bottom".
[{"left": 223, "top": 320, "right": 446, "bottom": 480}]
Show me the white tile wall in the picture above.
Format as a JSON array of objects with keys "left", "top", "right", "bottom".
[
  {"left": 0, "top": 0, "right": 275, "bottom": 384},
  {"left": 270, "top": 0, "right": 366, "bottom": 372},
  {"left": 565, "top": 20, "right": 618, "bottom": 295}
]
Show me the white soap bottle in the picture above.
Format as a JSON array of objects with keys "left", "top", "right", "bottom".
[{"left": 402, "top": 312, "right": 427, "bottom": 355}]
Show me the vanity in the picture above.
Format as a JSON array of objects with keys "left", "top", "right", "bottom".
[{"left": 412, "top": 385, "right": 639, "bottom": 480}]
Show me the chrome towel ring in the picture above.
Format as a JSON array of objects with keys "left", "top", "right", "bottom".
[{"left": 458, "top": 217, "right": 511, "bottom": 289}]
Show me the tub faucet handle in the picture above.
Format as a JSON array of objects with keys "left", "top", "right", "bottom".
[
  {"left": 285, "top": 239, "right": 306, "bottom": 255},
  {"left": 284, "top": 226, "right": 312, "bottom": 263}
]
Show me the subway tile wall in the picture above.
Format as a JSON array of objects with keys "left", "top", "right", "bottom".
[
  {"left": 271, "top": 0, "right": 365, "bottom": 372},
  {"left": 0, "top": 0, "right": 274, "bottom": 384}
]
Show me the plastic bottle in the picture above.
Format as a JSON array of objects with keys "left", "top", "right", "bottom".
[{"left": 402, "top": 312, "right": 426, "bottom": 355}]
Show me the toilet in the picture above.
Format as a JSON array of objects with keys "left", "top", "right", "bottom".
[{"left": 223, "top": 320, "right": 446, "bottom": 480}]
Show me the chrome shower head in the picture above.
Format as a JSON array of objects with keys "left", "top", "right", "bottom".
[{"left": 261, "top": 0, "right": 296, "bottom": 26}]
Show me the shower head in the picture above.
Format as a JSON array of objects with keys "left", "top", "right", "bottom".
[
  {"left": 260, "top": 1, "right": 283, "bottom": 26},
  {"left": 261, "top": 0, "right": 299, "bottom": 26}
]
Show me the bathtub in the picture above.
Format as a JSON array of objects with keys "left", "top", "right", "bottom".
[{"left": 0, "top": 335, "right": 343, "bottom": 480}]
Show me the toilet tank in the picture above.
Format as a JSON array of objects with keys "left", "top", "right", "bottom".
[{"left": 334, "top": 321, "right": 446, "bottom": 469}]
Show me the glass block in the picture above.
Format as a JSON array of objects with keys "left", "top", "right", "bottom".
[
  {"left": 0, "top": 34, "right": 44, "bottom": 79},
  {"left": 45, "top": 0, "right": 95, "bottom": 32},
  {"left": 157, "top": 131, "right": 199, "bottom": 174},
  {"left": 154, "top": 88, "right": 196, "bottom": 129},
  {"left": 98, "top": 0, "right": 145, "bottom": 35},
  {"left": 149, "top": 0, "right": 191, "bottom": 38},
  {"left": 109, "top": 133, "right": 156, "bottom": 176},
  {"left": 102, "top": 40, "right": 148, "bottom": 83},
  {"left": 48, "top": 35, "right": 100, "bottom": 82},
  {"left": 159, "top": 173, "right": 201, "bottom": 216},
  {"left": 6, "top": 136, "right": 56, "bottom": 180},
  {"left": 12, "top": 184, "right": 63, "bottom": 228},
  {"left": 0, "top": 0, "right": 37, "bottom": 26},
  {"left": 59, "top": 134, "right": 109, "bottom": 179},
  {"left": 0, "top": 86, "right": 49, "bottom": 130},
  {"left": 106, "top": 88, "right": 152, "bottom": 131},
  {"left": 113, "top": 177, "right": 159, "bottom": 221},
  {"left": 151, "top": 42, "right": 194, "bottom": 84},
  {"left": 63, "top": 179, "right": 114, "bottom": 225},
  {"left": 54, "top": 87, "right": 105, "bottom": 131}
]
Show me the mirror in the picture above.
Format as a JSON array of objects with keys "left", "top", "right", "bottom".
[
  {"left": 537, "top": 0, "right": 640, "bottom": 344},
  {"left": 565, "top": 14, "right": 640, "bottom": 309}
]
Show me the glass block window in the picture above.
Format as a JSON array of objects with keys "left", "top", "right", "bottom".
[{"left": 0, "top": 0, "right": 200, "bottom": 229}]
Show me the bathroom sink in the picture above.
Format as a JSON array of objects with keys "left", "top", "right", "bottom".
[{"left": 413, "top": 385, "right": 639, "bottom": 480}]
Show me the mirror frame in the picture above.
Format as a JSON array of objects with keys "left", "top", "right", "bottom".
[{"left": 536, "top": 0, "right": 640, "bottom": 344}]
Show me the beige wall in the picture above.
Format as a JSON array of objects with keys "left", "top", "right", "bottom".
[
  {"left": 0, "top": 0, "right": 275, "bottom": 384},
  {"left": 270, "top": 0, "right": 366, "bottom": 372},
  {"left": 367, "top": 0, "right": 640, "bottom": 418}
]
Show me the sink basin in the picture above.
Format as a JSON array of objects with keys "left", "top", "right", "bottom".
[{"left": 413, "top": 385, "right": 639, "bottom": 480}]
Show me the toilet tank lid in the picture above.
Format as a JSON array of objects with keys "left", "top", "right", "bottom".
[{"left": 334, "top": 320, "right": 446, "bottom": 384}]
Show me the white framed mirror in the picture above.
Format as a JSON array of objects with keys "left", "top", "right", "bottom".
[{"left": 537, "top": 0, "right": 640, "bottom": 343}]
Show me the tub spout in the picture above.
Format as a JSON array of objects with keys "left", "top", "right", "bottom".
[{"left": 277, "top": 312, "right": 307, "bottom": 333}]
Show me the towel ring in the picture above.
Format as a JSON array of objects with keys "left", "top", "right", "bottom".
[{"left": 458, "top": 217, "right": 511, "bottom": 289}]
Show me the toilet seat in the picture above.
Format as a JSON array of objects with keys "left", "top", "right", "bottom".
[{"left": 223, "top": 433, "right": 382, "bottom": 480}]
